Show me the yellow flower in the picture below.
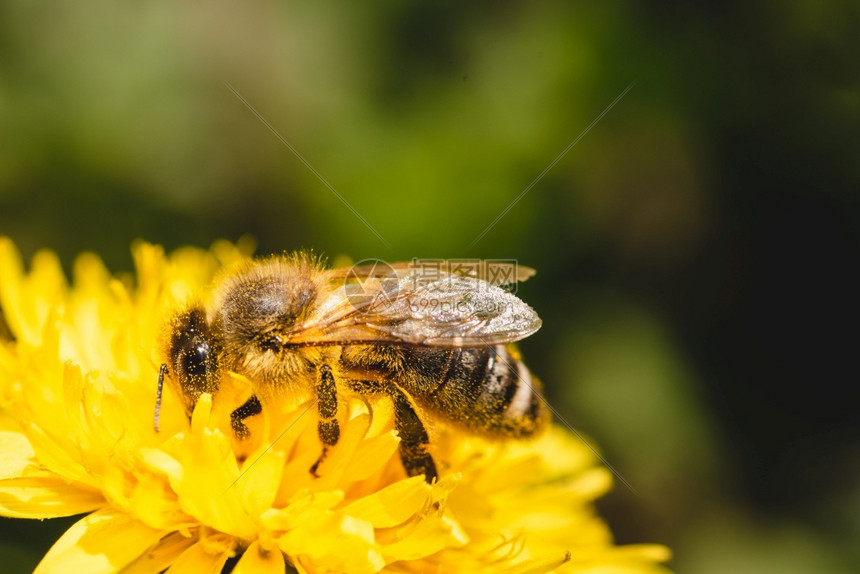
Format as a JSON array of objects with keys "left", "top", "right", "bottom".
[{"left": 0, "top": 237, "right": 670, "bottom": 573}]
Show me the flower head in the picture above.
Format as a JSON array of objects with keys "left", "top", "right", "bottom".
[{"left": 0, "top": 238, "right": 670, "bottom": 573}]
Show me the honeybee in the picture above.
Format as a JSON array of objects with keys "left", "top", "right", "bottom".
[{"left": 155, "top": 254, "right": 548, "bottom": 483}]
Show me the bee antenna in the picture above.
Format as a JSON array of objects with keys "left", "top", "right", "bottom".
[{"left": 154, "top": 364, "right": 167, "bottom": 433}]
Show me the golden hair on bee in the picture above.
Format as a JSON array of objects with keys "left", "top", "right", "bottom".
[{"left": 206, "top": 252, "right": 331, "bottom": 390}]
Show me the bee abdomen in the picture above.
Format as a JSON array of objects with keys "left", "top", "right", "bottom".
[{"left": 405, "top": 345, "right": 547, "bottom": 438}]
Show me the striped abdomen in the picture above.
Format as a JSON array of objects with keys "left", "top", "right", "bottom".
[{"left": 399, "top": 345, "right": 548, "bottom": 438}]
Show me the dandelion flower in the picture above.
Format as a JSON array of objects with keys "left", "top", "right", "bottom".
[{"left": 0, "top": 237, "right": 670, "bottom": 573}]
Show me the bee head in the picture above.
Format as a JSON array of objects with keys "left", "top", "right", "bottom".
[{"left": 165, "top": 307, "right": 220, "bottom": 414}]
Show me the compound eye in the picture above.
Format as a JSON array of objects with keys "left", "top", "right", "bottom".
[
  {"left": 168, "top": 308, "right": 221, "bottom": 405},
  {"left": 178, "top": 338, "right": 214, "bottom": 379}
]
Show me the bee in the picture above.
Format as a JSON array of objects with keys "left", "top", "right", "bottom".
[{"left": 155, "top": 254, "right": 548, "bottom": 483}]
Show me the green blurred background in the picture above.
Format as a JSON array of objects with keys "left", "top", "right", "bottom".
[{"left": 2, "top": 1, "right": 858, "bottom": 572}]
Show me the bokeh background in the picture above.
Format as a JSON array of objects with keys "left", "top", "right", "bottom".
[{"left": 2, "top": 1, "right": 858, "bottom": 572}]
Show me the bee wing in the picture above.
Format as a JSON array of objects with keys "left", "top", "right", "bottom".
[{"left": 286, "top": 272, "right": 541, "bottom": 347}]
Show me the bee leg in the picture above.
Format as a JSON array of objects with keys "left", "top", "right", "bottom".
[
  {"left": 230, "top": 395, "right": 262, "bottom": 439},
  {"left": 310, "top": 364, "right": 340, "bottom": 477},
  {"left": 390, "top": 384, "right": 438, "bottom": 484}
]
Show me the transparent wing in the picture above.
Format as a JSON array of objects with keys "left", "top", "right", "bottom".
[{"left": 284, "top": 269, "right": 541, "bottom": 347}]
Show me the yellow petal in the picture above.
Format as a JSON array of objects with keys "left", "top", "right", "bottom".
[
  {"left": 308, "top": 412, "right": 373, "bottom": 488},
  {"left": 234, "top": 447, "right": 286, "bottom": 518},
  {"left": 211, "top": 237, "right": 257, "bottom": 267},
  {"left": 378, "top": 512, "right": 469, "bottom": 562},
  {"left": 0, "top": 426, "right": 36, "bottom": 478},
  {"left": 22, "top": 421, "right": 97, "bottom": 488},
  {"left": 0, "top": 239, "right": 67, "bottom": 346},
  {"left": 139, "top": 446, "right": 184, "bottom": 479},
  {"left": 34, "top": 508, "right": 164, "bottom": 574},
  {"left": 131, "top": 242, "right": 168, "bottom": 300},
  {"left": 502, "top": 551, "right": 572, "bottom": 574},
  {"left": 278, "top": 513, "right": 384, "bottom": 574},
  {"left": 233, "top": 541, "right": 286, "bottom": 574},
  {"left": 0, "top": 475, "right": 104, "bottom": 518},
  {"left": 100, "top": 459, "right": 191, "bottom": 531},
  {"left": 260, "top": 490, "right": 345, "bottom": 532},
  {"left": 341, "top": 475, "right": 430, "bottom": 528},
  {"left": 164, "top": 540, "right": 230, "bottom": 574},
  {"left": 119, "top": 531, "right": 196, "bottom": 574},
  {"left": 611, "top": 544, "right": 672, "bottom": 562},
  {"left": 340, "top": 430, "right": 400, "bottom": 484},
  {"left": 168, "top": 395, "right": 258, "bottom": 538}
]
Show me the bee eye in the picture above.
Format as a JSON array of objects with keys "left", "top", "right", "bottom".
[
  {"left": 169, "top": 309, "right": 218, "bottom": 385},
  {"left": 164, "top": 307, "right": 221, "bottom": 416},
  {"left": 178, "top": 340, "right": 214, "bottom": 378}
]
